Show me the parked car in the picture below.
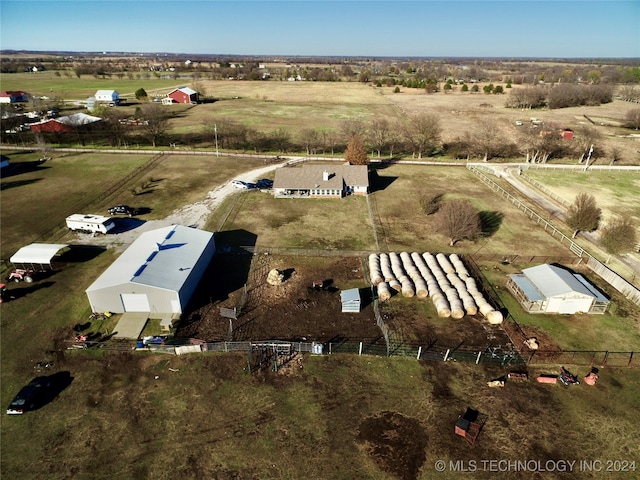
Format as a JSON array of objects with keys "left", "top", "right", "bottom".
[
  {"left": 256, "top": 178, "right": 273, "bottom": 189},
  {"left": 108, "top": 205, "right": 136, "bottom": 216},
  {"left": 7, "top": 377, "right": 51, "bottom": 414},
  {"left": 231, "top": 180, "right": 249, "bottom": 189}
]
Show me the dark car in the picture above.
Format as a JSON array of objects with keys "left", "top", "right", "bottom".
[
  {"left": 256, "top": 178, "right": 273, "bottom": 189},
  {"left": 7, "top": 377, "right": 51, "bottom": 414},
  {"left": 108, "top": 205, "right": 136, "bottom": 217}
]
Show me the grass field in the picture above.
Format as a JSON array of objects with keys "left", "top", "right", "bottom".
[
  {"left": 525, "top": 169, "right": 640, "bottom": 225},
  {"left": 2, "top": 77, "right": 640, "bottom": 479}
]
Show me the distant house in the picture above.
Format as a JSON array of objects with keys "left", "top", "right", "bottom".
[
  {"left": 167, "top": 87, "right": 198, "bottom": 104},
  {"left": 506, "top": 264, "right": 609, "bottom": 314},
  {"left": 30, "top": 113, "right": 102, "bottom": 133},
  {"left": 94, "top": 90, "right": 120, "bottom": 105},
  {"left": 273, "top": 164, "right": 369, "bottom": 198},
  {"left": 0, "top": 91, "right": 29, "bottom": 103}
]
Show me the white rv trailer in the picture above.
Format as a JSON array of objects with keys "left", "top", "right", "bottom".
[{"left": 66, "top": 214, "right": 115, "bottom": 234}]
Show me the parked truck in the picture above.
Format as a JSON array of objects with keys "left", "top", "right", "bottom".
[{"left": 66, "top": 214, "right": 115, "bottom": 234}]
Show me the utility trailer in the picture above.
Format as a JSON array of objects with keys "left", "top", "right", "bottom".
[{"left": 66, "top": 214, "right": 115, "bottom": 234}]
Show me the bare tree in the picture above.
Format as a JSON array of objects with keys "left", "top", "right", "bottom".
[
  {"left": 402, "top": 113, "right": 441, "bottom": 159},
  {"left": 367, "top": 118, "right": 390, "bottom": 158},
  {"left": 298, "top": 128, "right": 319, "bottom": 155},
  {"left": 419, "top": 191, "right": 443, "bottom": 215},
  {"left": 101, "top": 110, "right": 131, "bottom": 147},
  {"left": 344, "top": 134, "right": 369, "bottom": 165},
  {"left": 599, "top": 216, "right": 638, "bottom": 259},
  {"left": 467, "top": 121, "right": 513, "bottom": 162},
  {"left": 566, "top": 193, "right": 601, "bottom": 238},
  {"left": 340, "top": 118, "right": 366, "bottom": 141},
  {"left": 139, "top": 103, "right": 169, "bottom": 147},
  {"left": 271, "top": 128, "right": 290, "bottom": 153},
  {"left": 433, "top": 199, "right": 482, "bottom": 246},
  {"left": 625, "top": 108, "right": 640, "bottom": 130},
  {"left": 572, "top": 126, "right": 602, "bottom": 163}
]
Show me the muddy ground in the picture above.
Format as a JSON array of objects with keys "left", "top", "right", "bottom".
[{"left": 176, "top": 253, "right": 515, "bottom": 352}]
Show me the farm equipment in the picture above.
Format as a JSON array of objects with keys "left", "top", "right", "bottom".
[
  {"left": 559, "top": 366, "right": 580, "bottom": 386},
  {"left": 6, "top": 268, "right": 36, "bottom": 283}
]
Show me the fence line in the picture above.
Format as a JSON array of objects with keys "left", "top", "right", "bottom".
[
  {"left": 519, "top": 172, "right": 570, "bottom": 207},
  {"left": 466, "top": 165, "right": 640, "bottom": 306},
  {"left": 66, "top": 339, "right": 636, "bottom": 368}
]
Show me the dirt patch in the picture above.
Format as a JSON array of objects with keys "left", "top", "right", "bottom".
[
  {"left": 178, "top": 254, "right": 383, "bottom": 344},
  {"left": 357, "top": 411, "right": 429, "bottom": 480}
]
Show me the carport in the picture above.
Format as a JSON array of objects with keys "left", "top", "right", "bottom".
[{"left": 9, "top": 243, "right": 69, "bottom": 270}]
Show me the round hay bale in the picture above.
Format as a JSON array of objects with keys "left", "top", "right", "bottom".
[
  {"left": 479, "top": 302, "right": 495, "bottom": 316},
  {"left": 389, "top": 279, "right": 402, "bottom": 292},
  {"left": 486, "top": 310, "right": 504, "bottom": 324},
  {"left": 266, "top": 269, "right": 285, "bottom": 285},
  {"left": 451, "top": 307, "right": 465, "bottom": 319},
  {"left": 461, "top": 295, "right": 478, "bottom": 315},
  {"left": 414, "top": 279, "right": 428, "bottom": 298},
  {"left": 436, "top": 253, "right": 455, "bottom": 274},
  {"left": 377, "top": 282, "right": 391, "bottom": 302}
]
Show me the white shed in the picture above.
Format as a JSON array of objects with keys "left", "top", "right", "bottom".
[
  {"left": 85, "top": 225, "right": 215, "bottom": 315},
  {"left": 506, "top": 264, "right": 609, "bottom": 314},
  {"left": 340, "top": 288, "right": 361, "bottom": 313}
]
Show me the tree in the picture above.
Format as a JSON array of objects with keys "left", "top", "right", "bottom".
[
  {"left": 344, "top": 134, "right": 369, "bottom": 165},
  {"left": 566, "top": 193, "right": 601, "bottom": 238},
  {"left": 299, "top": 128, "right": 319, "bottom": 155},
  {"left": 139, "top": 103, "right": 169, "bottom": 147},
  {"left": 135, "top": 88, "right": 148, "bottom": 101},
  {"left": 433, "top": 199, "right": 482, "bottom": 246},
  {"left": 461, "top": 84, "right": 469, "bottom": 92},
  {"left": 367, "top": 118, "right": 390, "bottom": 158},
  {"left": 402, "top": 113, "right": 442, "bottom": 159},
  {"left": 599, "top": 217, "right": 638, "bottom": 258},
  {"left": 625, "top": 108, "right": 640, "bottom": 130}
]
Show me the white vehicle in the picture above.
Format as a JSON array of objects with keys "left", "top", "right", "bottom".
[
  {"left": 66, "top": 214, "right": 115, "bottom": 234},
  {"left": 231, "top": 179, "right": 249, "bottom": 189}
]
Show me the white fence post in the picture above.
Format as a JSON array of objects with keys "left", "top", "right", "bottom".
[
  {"left": 359, "top": 342, "right": 363, "bottom": 355},
  {"left": 417, "top": 346, "right": 422, "bottom": 360}
]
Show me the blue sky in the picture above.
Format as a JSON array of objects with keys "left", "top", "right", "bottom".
[{"left": 1, "top": 1, "right": 638, "bottom": 58}]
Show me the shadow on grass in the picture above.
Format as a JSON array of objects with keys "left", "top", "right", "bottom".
[{"left": 479, "top": 210, "right": 504, "bottom": 237}]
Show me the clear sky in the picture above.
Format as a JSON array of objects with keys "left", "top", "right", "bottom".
[{"left": 1, "top": 1, "right": 638, "bottom": 58}]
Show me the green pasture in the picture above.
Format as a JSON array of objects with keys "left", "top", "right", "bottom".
[
  {"left": 0, "top": 71, "right": 185, "bottom": 99},
  {"left": 526, "top": 169, "right": 640, "bottom": 223}
]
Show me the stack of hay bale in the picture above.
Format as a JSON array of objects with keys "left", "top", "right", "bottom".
[{"left": 368, "top": 252, "right": 503, "bottom": 324}]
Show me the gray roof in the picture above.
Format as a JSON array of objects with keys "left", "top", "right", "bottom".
[
  {"left": 509, "top": 274, "right": 545, "bottom": 301},
  {"left": 86, "top": 225, "right": 213, "bottom": 293},
  {"left": 273, "top": 164, "right": 369, "bottom": 190},
  {"left": 340, "top": 288, "right": 361, "bottom": 303},
  {"left": 519, "top": 264, "right": 598, "bottom": 299},
  {"left": 170, "top": 87, "right": 197, "bottom": 96}
]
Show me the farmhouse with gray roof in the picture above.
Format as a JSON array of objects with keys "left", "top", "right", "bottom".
[{"left": 273, "top": 164, "right": 369, "bottom": 198}]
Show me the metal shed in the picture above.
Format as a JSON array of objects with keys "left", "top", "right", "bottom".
[
  {"left": 506, "top": 264, "right": 609, "bottom": 314},
  {"left": 340, "top": 288, "right": 361, "bottom": 313},
  {"left": 85, "top": 225, "right": 215, "bottom": 316}
]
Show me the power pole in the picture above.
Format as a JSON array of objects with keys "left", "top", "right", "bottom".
[{"left": 214, "top": 124, "right": 219, "bottom": 157}]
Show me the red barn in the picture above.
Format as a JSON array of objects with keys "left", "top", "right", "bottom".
[
  {"left": 0, "top": 91, "right": 29, "bottom": 104},
  {"left": 30, "top": 113, "right": 101, "bottom": 133},
  {"left": 167, "top": 87, "right": 198, "bottom": 104}
]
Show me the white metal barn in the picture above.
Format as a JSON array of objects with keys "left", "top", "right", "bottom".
[
  {"left": 85, "top": 225, "right": 216, "bottom": 315},
  {"left": 94, "top": 89, "right": 120, "bottom": 104},
  {"left": 506, "top": 264, "right": 609, "bottom": 314}
]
